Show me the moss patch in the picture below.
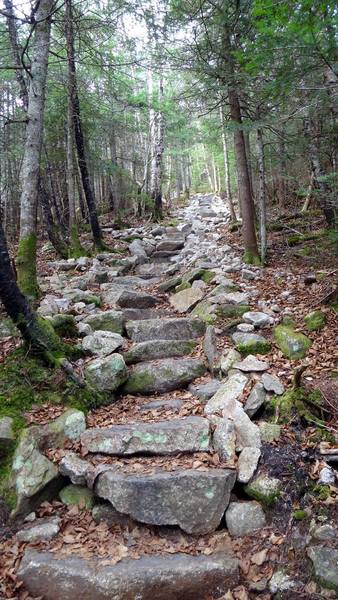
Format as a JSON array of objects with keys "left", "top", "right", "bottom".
[
  {"left": 243, "top": 249, "right": 261, "bottom": 265},
  {"left": 274, "top": 325, "right": 312, "bottom": 359},
  {"left": 49, "top": 314, "right": 78, "bottom": 338},
  {"left": 304, "top": 310, "right": 326, "bottom": 332},
  {"left": 16, "top": 233, "right": 39, "bottom": 300},
  {"left": 272, "top": 387, "right": 324, "bottom": 425},
  {"left": 215, "top": 305, "right": 250, "bottom": 319},
  {"left": 175, "top": 281, "right": 191, "bottom": 293},
  {"left": 236, "top": 339, "right": 271, "bottom": 356}
]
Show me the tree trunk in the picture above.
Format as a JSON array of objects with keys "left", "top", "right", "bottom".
[
  {"left": 65, "top": 0, "right": 104, "bottom": 248},
  {"left": 4, "top": 0, "right": 28, "bottom": 111},
  {"left": 228, "top": 86, "right": 259, "bottom": 263},
  {"left": 257, "top": 128, "right": 267, "bottom": 264},
  {"left": 150, "top": 76, "right": 165, "bottom": 219},
  {"left": 219, "top": 104, "right": 236, "bottom": 220},
  {"left": 16, "top": 0, "right": 54, "bottom": 299}
]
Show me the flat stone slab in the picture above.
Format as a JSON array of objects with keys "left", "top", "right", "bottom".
[
  {"left": 204, "top": 372, "right": 248, "bottom": 416},
  {"left": 16, "top": 518, "right": 61, "bottom": 543},
  {"left": 243, "top": 311, "right": 273, "bottom": 328},
  {"left": 189, "top": 380, "right": 221, "bottom": 402},
  {"left": 123, "top": 358, "right": 206, "bottom": 394},
  {"left": 18, "top": 549, "right": 239, "bottom": 600},
  {"left": 169, "top": 288, "right": 204, "bottom": 313},
  {"left": 233, "top": 355, "right": 269, "bottom": 372},
  {"left": 96, "top": 468, "right": 236, "bottom": 534},
  {"left": 125, "top": 317, "right": 205, "bottom": 342},
  {"left": 81, "top": 417, "right": 210, "bottom": 456},
  {"left": 244, "top": 383, "right": 266, "bottom": 418},
  {"left": 261, "top": 373, "right": 285, "bottom": 395},
  {"left": 123, "top": 339, "right": 197, "bottom": 364},
  {"left": 82, "top": 331, "right": 124, "bottom": 356},
  {"left": 83, "top": 310, "right": 124, "bottom": 334},
  {"left": 116, "top": 290, "right": 158, "bottom": 309}
]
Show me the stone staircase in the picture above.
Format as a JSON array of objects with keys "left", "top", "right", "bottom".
[{"left": 8, "top": 194, "right": 284, "bottom": 598}]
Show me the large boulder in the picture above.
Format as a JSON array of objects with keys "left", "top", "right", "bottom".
[
  {"left": 274, "top": 325, "right": 311, "bottom": 359},
  {"left": 81, "top": 417, "right": 210, "bottom": 456},
  {"left": 125, "top": 317, "right": 205, "bottom": 342},
  {"left": 85, "top": 354, "right": 128, "bottom": 392},
  {"left": 95, "top": 468, "right": 236, "bottom": 534},
  {"left": 83, "top": 310, "right": 124, "bottom": 334},
  {"left": 17, "top": 549, "right": 239, "bottom": 600},
  {"left": 169, "top": 288, "right": 204, "bottom": 313},
  {"left": 123, "top": 358, "right": 206, "bottom": 394},
  {"left": 123, "top": 339, "right": 197, "bottom": 364}
]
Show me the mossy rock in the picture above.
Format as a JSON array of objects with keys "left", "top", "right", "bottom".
[
  {"left": 229, "top": 221, "right": 241, "bottom": 232},
  {"left": 274, "top": 325, "right": 311, "bottom": 359},
  {"left": 50, "top": 314, "right": 78, "bottom": 338},
  {"left": 304, "top": 310, "right": 326, "bottom": 332},
  {"left": 216, "top": 305, "right": 250, "bottom": 319},
  {"left": 175, "top": 281, "right": 191, "bottom": 293},
  {"left": 287, "top": 230, "right": 325, "bottom": 246},
  {"left": 0, "top": 318, "right": 18, "bottom": 338},
  {"left": 191, "top": 300, "right": 217, "bottom": 324},
  {"left": 182, "top": 268, "right": 214, "bottom": 284},
  {"left": 200, "top": 270, "right": 215, "bottom": 283},
  {"left": 272, "top": 387, "right": 324, "bottom": 425},
  {"left": 59, "top": 484, "right": 94, "bottom": 509},
  {"left": 237, "top": 340, "right": 271, "bottom": 356},
  {"left": 245, "top": 474, "right": 281, "bottom": 507},
  {"left": 158, "top": 276, "right": 182, "bottom": 292}
]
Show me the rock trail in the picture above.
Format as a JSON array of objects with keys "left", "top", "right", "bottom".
[{"left": 2, "top": 193, "right": 336, "bottom": 598}]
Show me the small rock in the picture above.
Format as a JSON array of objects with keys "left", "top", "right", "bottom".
[
  {"left": 236, "top": 323, "right": 254, "bottom": 333},
  {"left": 204, "top": 372, "right": 248, "bottom": 416},
  {"left": 243, "top": 311, "right": 273, "bottom": 328},
  {"left": 311, "top": 523, "right": 337, "bottom": 541},
  {"left": 233, "top": 405, "right": 261, "bottom": 450},
  {"left": 261, "top": 373, "right": 285, "bottom": 395},
  {"left": 92, "top": 503, "right": 132, "bottom": 526},
  {"left": 212, "top": 418, "right": 236, "bottom": 461},
  {"left": 237, "top": 447, "right": 261, "bottom": 483},
  {"left": 59, "top": 452, "right": 89, "bottom": 485},
  {"left": 59, "top": 484, "right": 94, "bottom": 509},
  {"left": 220, "top": 348, "right": 241, "bottom": 375},
  {"left": 225, "top": 502, "right": 266, "bottom": 537},
  {"left": 258, "top": 422, "right": 281, "bottom": 443},
  {"left": 319, "top": 466, "right": 335, "bottom": 485},
  {"left": 16, "top": 518, "right": 61, "bottom": 543},
  {"left": 83, "top": 310, "right": 124, "bottom": 334},
  {"left": 82, "top": 330, "right": 124, "bottom": 356},
  {"left": 78, "top": 322, "right": 92, "bottom": 337},
  {"left": 189, "top": 380, "right": 221, "bottom": 402},
  {"left": 269, "top": 571, "right": 298, "bottom": 594},
  {"left": 203, "top": 325, "right": 218, "bottom": 370},
  {"left": 232, "top": 332, "right": 270, "bottom": 355},
  {"left": 245, "top": 474, "right": 281, "bottom": 506},
  {"left": 233, "top": 355, "right": 269, "bottom": 373},
  {"left": 241, "top": 269, "right": 257, "bottom": 280},
  {"left": 244, "top": 383, "right": 266, "bottom": 418},
  {"left": 85, "top": 353, "right": 128, "bottom": 392},
  {"left": 123, "top": 358, "right": 206, "bottom": 395},
  {"left": 274, "top": 324, "right": 311, "bottom": 359}
]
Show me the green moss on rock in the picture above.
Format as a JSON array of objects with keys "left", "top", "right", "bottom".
[
  {"left": 274, "top": 325, "right": 312, "bottom": 359},
  {"left": 245, "top": 474, "right": 281, "bottom": 507},
  {"left": 237, "top": 339, "right": 271, "bottom": 356},
  {"left": 175, "top": 281, "right": 191, "bottom": 293},
  {"left": 272, "top": 387, "right": 324, "bottom": 425},
  {"left": 59, "top": 484, "right": 94, "bottom": 509},
  {"left": 304, "top": 310, "right": 326, "bottom": 332},
  {"left": 50, "top": 314, "right": 78, "bottom": 338},
  {"left": 215, "top": 305, "right": 250, "bottom": 319}
]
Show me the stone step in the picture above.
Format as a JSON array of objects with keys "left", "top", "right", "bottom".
[
  {"left": 123, "top": 339, "right": 197, "bottom": 364},
  {"left": 115, "top": 289, "right": 158, "bottom": 309},
  {"left": 18, "top": 549, "right": 239, "bottom": 600},
  {"left": 125, "top": 317, "right": 206, "bottom": 342},
  {"left": 95, "top": 468, "right": 236, "bottom": 534},
  {"left": 80, "top": 417, "right": 210, "bottom": 456},
  {"left": 123, "top": 357, "right": 206, "bottom": 394}
]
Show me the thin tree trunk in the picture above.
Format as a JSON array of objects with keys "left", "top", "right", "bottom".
[
  {"left": 65, "top": 0, "right": 103, "bottom": 248},
  {"left": 257, "top": 128, "right": 267, "bottom": 264},
  {"left": 301, "top": 172, "right": 314, "bottom": 212},
  {"left": 150, "top": 76, "right": 165, "bottom": 219},
  {"left": 16, "top": 0, "right": 54, "bottom": 299},
  {"left": 219, "top": 104, "right": 236, "bottom": 220},
  {"left": 4, "top": 0, "right": 28, "bottom": 111}
]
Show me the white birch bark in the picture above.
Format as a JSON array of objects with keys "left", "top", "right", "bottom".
[{"left": 256, "top": 128, "right": 267, "bottom": 264}]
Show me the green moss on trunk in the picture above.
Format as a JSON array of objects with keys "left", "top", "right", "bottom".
[
  {"left": 243, "top": 249, "right": 261, "bottom": 265},
  {"left": 16, "top": 234, "right": 39, "bottom": 300},
  {"left": 69, "top": 225, "right": 86, "bottom": 259}
]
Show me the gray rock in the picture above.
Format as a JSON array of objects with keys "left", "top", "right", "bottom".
[
  {"left": 116, "top": 289, "right": 158, "bottom": 309},
  {"left": 140, "top": 399, "right": 184, "bottom": 412},
  {"left": 212, "top": 418, "right": 236, "bottom": 461},
  {"left": 156, "top": 239, "right": 184, "bottom": 252},
  {"left": 92, "top": 503, "right": 132, "bottom": 526},
  {"left": 231, "top": 331, "right": 268, "bottom": 347},
  {"left": 85, "top": 354, "right": 128, "bottom": 392},
  {"left": 83, "top": 310, "right": 124, "bottom": 334},
  {"left": 158, "top": 275, "right": 182, "bottom": 292},
  {"left": 319, "top": 466, "right": 335, "bottom": 485},
  {"left": 244, "top": 383, "right": 266, "bottom": 418},
  {"left": 82, "top": 330, "right": 125, "bottom": 356},
  {"left": 233, "top": 355, "right": 269, "bottom": 372},
  {"left": 233, "top": 405, "right": 261, "bottom": 450},
  {"left": 311, "top": 523, "right": 337, "bottom": 541},
  {"left": 114, "top": 275, "right": 160, "bottom": 288},
  {"left": 59, "top": 484, "right": 94, "bottom": 509},
  {"left": 17, "top": 549, "right": 239, "bottom": 600},
  {"left": 261, "top": 373, "right": 285, "bottom": 395},
  {"left": 241, "top": 269, "right": 257, "bottom": 280},
  {"left": 121, "top": 308, "right": 170, "bottom": 321},
  {"left": 203, "top": 325, "right": 218, "bottom": 370},
  {"left": 81, "top": 417, "right": 210, "bottom": 456},
  {"left": 169, "top": 288, "right": 204, "bottom": 313},
  {"left": 220, "top": 348, "right": 241, "bottom": 375},
  {"left": 59, "top": 452, "right": 89, "bottom": 485},
  {"left": 237, "top": 447, "right": 261, "bottom": 483},
  {"left": 258, "top": 422, "right": 281, "bottom": 442},
  {"left": 78, "top": 322, "right": 92, "bottom": 337},
  {"left": 269, "top": 571, "right": 298, "bottom": 594},
  {"left": 129, "top": 239, "right": 147, "bottom": 258},
  {"left": 43, "top": 409, "right": 86, "bottom": 446},
  {"left": 236, "top": 323, "right": 254, "bottom": 333},
  {"left": 243, "top": 311, "right": 273, "bottom": 328},
  {"left": 0, "top": 416, "right": 14, "bottom": 445},
  {"left": 123, "top": 358, "right": 206, "bottom": 395},
  {"left": 125, "top": 317, "right": 205, "bottom": 342},
  {"left": 204, "top": 372, "right": 248, "bottom": 416},
  {"left": 245, "top": 474, "right": 281, "bottom": 505},
  {"left": 212, "top": 292, "right": 249, "bottom": 306},
  {"left": 123, "top": 339, "right": 196, "bottom": 364},
  {"left": 96, "top": 468, "right": 236, "bottom": 534},
  {"left": 225, "top": 502, "right": 266, "bottom": 537},
  {"left": 189, "top": 380, "right": 221, "bottom": 402},
  {"left": 17, "top": 518, "right": 61, "bottom": 543}
]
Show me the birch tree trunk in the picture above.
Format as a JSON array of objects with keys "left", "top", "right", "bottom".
[
  {"left": 150, "top": 76, "right": 165, "bottom": 219},
  {"left": 65, "top": 0, "right": 104, "bottom": 249},
  {"left": 256, "top": 128, "right": 267, "bottom": 264},
  {"left": 16, "top": 0, "right": 54, "bottom": 299},
  {"left": 219, "top": 104, "right": 236, "bottom": 221}
]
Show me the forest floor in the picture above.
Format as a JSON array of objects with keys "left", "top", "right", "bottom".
[{"left": 0, "top": 194, "right": 337, "bottom": 600}]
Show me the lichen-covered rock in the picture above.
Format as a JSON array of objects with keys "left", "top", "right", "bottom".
[
  {"left": 243, "top": 311, "right": 273, "bottom": 328},
  {"left": 261, "top": 373, "right": 284, "bottom": 395},
  {"left": 59, "top": 484, "right": 94, "bottom": 509},
  {"left": 237, "top": 447, "right": 261, "bottom": 483},
  {"left": 16, "top": 517, "right": 61, "bottom": 543},
  {"left": 182, "top": 268, "right": 215, "bottom": 284},
  {"left": 204, "top": 372, "right": 248, "bottom": 416},
  {"left": 304, "top": 310, "right": 326, "bottom": 332},
  {"left": 274, "top": 325, "right": 311, "bottom": 359},
  {"left": 232, "top": 332, "right": 271, "bottom": 355},
  {"left": 123, "top": 339, "right": 197, "bottom": 364},
  {"left": 203, "top": 325, "right": 218, "bottom": 370},
  {"left": 82, "top": 330, "right": 125, "bottom": 356},
  {"left": 225, "top": 502, "right": 266, "bottom": 537},
  {"left": 158, "top": 275, "right": 182, "bottom": 292},
  {"left": 245, "top": 474, "right": 281, "bottom": 506},
  {"left": 83, "top": 310, "right": 124, "bottom": 334},
  {"left": 123, "top": 358, "right": 206, "bottom": 395},
  {"left": 116, "top": 290, "right": 158, "bottom": 309},
  {"left": 45, "top": 409, "right": 86, "bottom": 445},
  {"left": 85, "top": 354, "right": 128, "bottom": 392},
  {"left": 81, "top": 417, "right": 210, "bottom": 456},
  {"left": 169, "top": 288, "right": 204, "bottom": 313},
  {"left": 220, "top": 348, "right": 241, "bottom": 375},
  {"left": 244, "top": 383, "right": 266, "bottom": 418},
  {"left": 95, "top": 468, "right": 236, "bottom": 534},
  {"left": 0, "top": 416, "right": 14, "bottom": 447},
  {"left": 191, "top": 300, "right": 217, "bottom": 324},
  {"left": 125, "top": 318, "right": 205, "bottom": 342},
  {"left": 59, "top": 452, "right": 89, "bottom": 485},
  {"left": 212, "top": 418, "right": 236, "bottom": 461},
  {"left": 233, "top": 355, "right": 269, "bottom": 372},
  {"left": 189, "top": 380, "right": 221, "bottom": 402}
]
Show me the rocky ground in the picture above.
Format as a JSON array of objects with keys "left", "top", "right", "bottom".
[{"left": 0, "top": 194, "right": 337, "bottom": 600}]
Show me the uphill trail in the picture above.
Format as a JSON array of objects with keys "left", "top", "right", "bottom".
[{"left": 0, "top": 194, "right": 337, "bottom": 600}]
